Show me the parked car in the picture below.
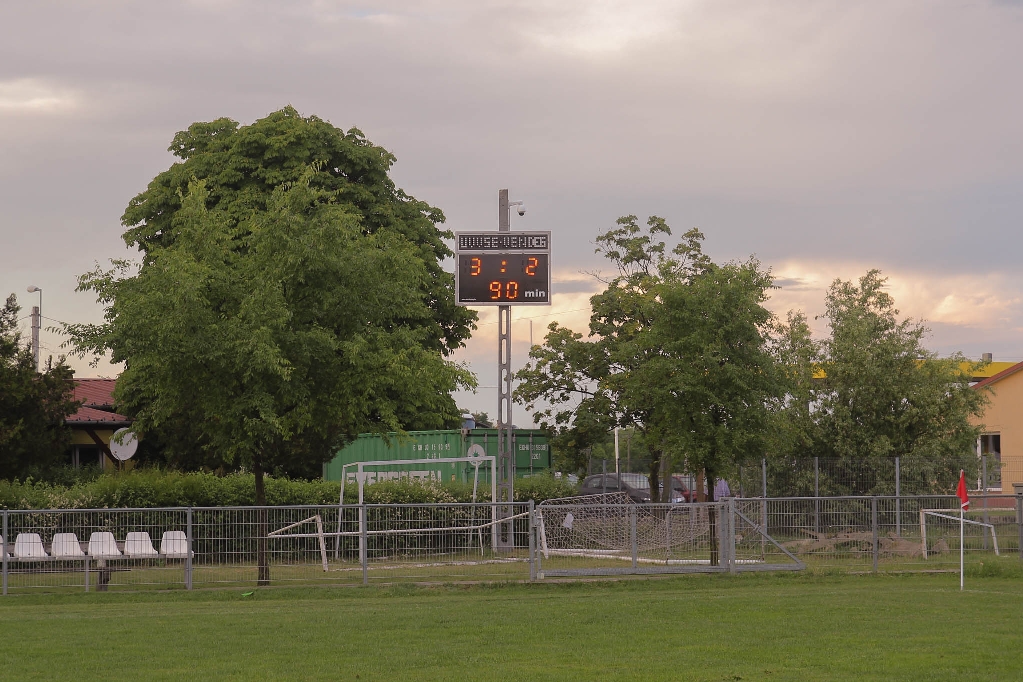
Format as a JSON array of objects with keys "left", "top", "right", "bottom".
[
  {"left": 579, "top": 473, "right": 652, "bottom": 503},
  {"left": 579, "top": 473, "right": 693, "bottom": 503},
  {"left": 671, "top": 475, "right": 695, "bottom": 503}
]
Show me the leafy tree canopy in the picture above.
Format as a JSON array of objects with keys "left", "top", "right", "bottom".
[
  {"left": 516, "top": 216, "right": 782, "bottom": 500},
  {"left": 0, "top": 295, "right": 79, "bottom": 479},
  {"left": 771, "top": 270, "right": 986, "bottom": 493},
  {"left": 69, "top": 165, "right": 474, "bottom": 492},
  {"left": 121, "top": 106, "right": 474, "bottom": 356},
  {"left": 470, "top": 412, "right": 493, "bottom": 429}
]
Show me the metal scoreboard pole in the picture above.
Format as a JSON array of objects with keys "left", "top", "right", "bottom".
[
  {"left": 453, "top": 191, "right": 550, "bottom": 553},
  {"left": 497, "top": 189, "right": 514, "bottom": 551}
]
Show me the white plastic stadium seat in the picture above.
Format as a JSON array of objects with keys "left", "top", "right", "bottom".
[
  {"left": 160, "top": 531, "right": 191, "bottom": 558},
  {"left": 51, "top": 533, "right": 85, "bottom": 558},
  {"left": 14, "top": 533, "right": 49, "bottom": 559},
  {"left": 125, "top": 532, "right": 159, "bottom": 558},
  {"left": 87, "top": 532, "right": 122, "bottom": 558}
]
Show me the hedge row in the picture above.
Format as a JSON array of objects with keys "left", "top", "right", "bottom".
[{"left": 0, "top": 469, "right": 579, "bottom": 510}]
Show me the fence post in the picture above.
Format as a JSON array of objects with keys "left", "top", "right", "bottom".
[
  {"left": 895, "top": 456, "right": 901, "bottom": 538},
  {"left": 761, "top": 458, "right": 768, "bottom": 539},
  {"left": 666, "top": 502, "right": 672, "bottom": 560},
  {"left": 919, "top": 509, "right": 928, "bottom": 559},
  {"left": 871, "top": 497, "right": 879, "bottom": 573},
  {"left": 360, "top": 504, "right": 368, "bottom": 585},
  {"left": 185, "top": 507, "right": 193, "bottom": 591},
  {"left": 630, "top": 505, "right": 638, "bottom": 570},
  {"left": 981, "top": 456, "right": 990, "bottom": 550},
  {"left": 528, "top": 500, "right": 536, "bottom": 582},
  {"left": 2, "top": 510, "right": 7, "bottom": 596},
  {"left": 715, "top": 501, "right": 725, "bottom": 572},
  {"left": 814, "top": 457, "right": 820, "bottom": 535},
  {"left": 728, "top": 499, "right": 737, "bottom": 574},
  {"left": 1016, "top": 494, "right": 1022, "bottom": 563}
]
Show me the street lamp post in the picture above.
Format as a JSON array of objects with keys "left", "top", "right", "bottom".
[{"left": 26, "top": 286, "right": 42, "bottom": 371}]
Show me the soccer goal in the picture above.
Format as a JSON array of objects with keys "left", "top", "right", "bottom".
[
  {"left": 535, "top": 494, "right": 804, "bottom": 576},
  {"left": 333, "top": 455, "right": 498, "bottom": 559},
  {"left": 919, "top": 509, "right": 999, "bottom": 559}
]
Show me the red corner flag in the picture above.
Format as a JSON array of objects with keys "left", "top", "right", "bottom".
[{"left": 956, "top": 470, "right": 970, "bottom": 511}]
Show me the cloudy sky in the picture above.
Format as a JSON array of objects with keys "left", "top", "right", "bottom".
[{"left": 2, "top": 1, "right": 1022, "bottom": 423}]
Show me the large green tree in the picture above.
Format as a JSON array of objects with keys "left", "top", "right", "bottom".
[
  {"left": 516, "top": 217, "right": 782, "bottom": 510},
  {"left": 0, "top": 295, "right": 79, "bottom": 479},
  {"left": 122, "top": 106, "right": 474, "bottom": 357},
  {"left": 71, "top": 171, "right": 472, "bottom": 489},
  {"left": 70, "top": 170, "right": 473, "bottom": 584},
  {"left": 772, "top": 271, "right": 986, "bottom": 494},
  {"left": 71, "top": 108, "right": 476, "bottom": 477}
]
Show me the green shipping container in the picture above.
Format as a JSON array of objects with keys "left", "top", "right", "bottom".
[{"left": 322, "top": 429, "right": 550, "bottom": 484}]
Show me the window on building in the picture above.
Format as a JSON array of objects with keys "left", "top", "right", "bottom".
[{"left": 980, "top": 433, "right": 1001, "bottom": 490}]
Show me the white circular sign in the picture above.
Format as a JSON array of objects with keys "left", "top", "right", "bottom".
[
  {"left": 109, "top": 428, "right": 138, "bottom": 461},
  {"left": 466, "top": 443, "right": 487, "bottom": 458}
]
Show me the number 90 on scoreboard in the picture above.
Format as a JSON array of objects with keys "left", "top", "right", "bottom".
[{"left": 455, "top": 231, "right": 551, "bottom": 306}]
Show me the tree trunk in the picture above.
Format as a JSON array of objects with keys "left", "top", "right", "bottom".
[
  {"left": 648, "top": 451, "right": 661, "bottom": 504},
  {"left": 626, "top": 433, "right": 631, "bottom": 474},
  {"left": 707, "top": 469, "right": 718, "bottom": 567},
  {"left": 254, "top": 456, "right": 270, "bottom": 586}
]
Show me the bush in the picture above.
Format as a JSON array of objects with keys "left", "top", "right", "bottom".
[
  {"left": 0, "top": 470, "right": 579, "bottom": 510},
  {"left": 514, "top": 475, "right": 578, "bottom": 503}
]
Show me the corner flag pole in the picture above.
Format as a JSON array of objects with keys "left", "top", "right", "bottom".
[
  {"left": 960, "top": 503, "right": 964, "bottom": 591},
  {"left": 956, "top": 470, "right": 969, "bottom": 591}
]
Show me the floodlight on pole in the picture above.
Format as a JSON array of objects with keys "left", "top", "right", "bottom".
[{"left": 26, "top": 286, "right": 42, "bottom": 371}]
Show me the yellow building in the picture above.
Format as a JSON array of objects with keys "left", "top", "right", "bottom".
[{"left": 971, "top": 361, "right": 1023, "bottom": 493}]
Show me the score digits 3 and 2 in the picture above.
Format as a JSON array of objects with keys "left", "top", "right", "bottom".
[{"left": 467, "top": 256, "right": 540, "bottom": 301}]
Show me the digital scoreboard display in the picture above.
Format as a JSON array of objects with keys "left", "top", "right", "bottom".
[{"left": 455, "top": 231, "right": 551, "bottom": 306}]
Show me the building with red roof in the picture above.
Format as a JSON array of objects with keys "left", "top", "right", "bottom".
[{"left": 68, "top": 378, "right": 132, "bottom": 469}]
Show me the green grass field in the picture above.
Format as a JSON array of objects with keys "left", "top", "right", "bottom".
[{"left": 1, "top": 566, "right": 1021, "bottom": 681}]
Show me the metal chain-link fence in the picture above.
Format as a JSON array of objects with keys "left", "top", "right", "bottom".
[
  {"left": 734, "top": 455, "right": 1018, "bottom": 498},
  {"left": 1, "top": 495, "right": 1019, "bottom": 593}
]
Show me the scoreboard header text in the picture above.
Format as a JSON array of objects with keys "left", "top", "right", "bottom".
[{"left": 457, "top": 232, "right": 550, "bottom": 252}]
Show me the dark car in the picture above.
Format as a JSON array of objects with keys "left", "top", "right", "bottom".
[
  {"left": 580, "top": 473, "right": 695, "bottom": 503},
  {"left": 579, "top": 473, "right": 652, "bottom": 503}
]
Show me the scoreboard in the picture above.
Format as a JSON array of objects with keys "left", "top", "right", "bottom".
[{"left": 455, "top": 231, "right": 551, "bottom": 306}]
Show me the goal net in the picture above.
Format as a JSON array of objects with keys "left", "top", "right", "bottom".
[{"left": 536, "top": 493, "right": 711, "bottom": 562}]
